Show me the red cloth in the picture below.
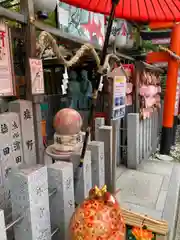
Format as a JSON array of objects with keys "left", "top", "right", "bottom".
[{"left": 60, "top": 0, "right": 180, "bottom": 22}]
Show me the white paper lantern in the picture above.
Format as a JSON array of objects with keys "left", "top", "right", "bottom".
[
  {"left": 33, "top": 0, "right": 57, "bottom": 17},
  {"left": 109, "top": 21, "right": 118, "bottom": 44},
  {"left": 126, "top": 38, "right": 134, "bottom": 49},
  {"left": 115, "top": 21, "right": 128, "bottom": 48},
  {"left": 108, "top": 20, "right": 127, "bottom": 48}
]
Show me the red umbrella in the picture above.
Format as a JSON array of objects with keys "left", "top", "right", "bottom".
[{"left": 60, "top": 0, "right": 180, "bottom": 22}]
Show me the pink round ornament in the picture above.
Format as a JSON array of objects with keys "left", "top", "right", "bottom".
[{"left": 53, "top": 108, "right": 82, "bottom": 135}]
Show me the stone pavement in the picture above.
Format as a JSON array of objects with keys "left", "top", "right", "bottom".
[{"left": 116, "top": 160, "right": 180, "bottom": 240}]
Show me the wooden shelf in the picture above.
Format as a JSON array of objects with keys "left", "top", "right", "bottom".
[{"left": 0, "top": 6, "right": 26, "bottom": 23}]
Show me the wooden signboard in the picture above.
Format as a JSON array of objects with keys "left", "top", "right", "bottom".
[
  {"left": 0, "top": 20, "right": 16, "bottom": 96},
  {"left": 29, "top": 58, "right": 45, "bottom": 95}
]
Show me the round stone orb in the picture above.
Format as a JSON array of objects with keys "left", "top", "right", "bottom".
[{"left": 53, "top": 108, "right": 82, "bottom": 135}]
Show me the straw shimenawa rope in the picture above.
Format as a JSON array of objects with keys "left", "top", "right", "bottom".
[
  {"left": 37, "top": 32, "right": 180, "bottom": 72},
  {"left": 159, "top": 45, "right": 180, "bottom": 61},
  {"left": 37, "top": 31, "right": 100, "bottom": 68},
  {"left": 36, "top": 31, "right": 125, "bottom": 74}
]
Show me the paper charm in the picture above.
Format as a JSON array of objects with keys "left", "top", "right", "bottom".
[
  {"left": 61, "top": 66, "right": 69, "bottom": 95},
  {"left": 98, "top": 76, "right": 104, "bottom": 92}
]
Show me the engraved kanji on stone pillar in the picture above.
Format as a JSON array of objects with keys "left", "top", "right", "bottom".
[
  {"left": 9, "top": 100, "right": 36, "bottom": 165},
  {"left": 7, "top": 165, "right": 51, "bottom": 240},
  {"left": 48, "top": 162, "right": 75, "bottom": 240},
  {"left": 70, "top": 151, "right": 92, "bottom": 204},
  {"left": 0, "top": 112, "right": 23, "bottom": 210}
]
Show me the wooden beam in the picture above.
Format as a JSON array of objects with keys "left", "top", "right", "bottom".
[
  {"left": 34, "top": 20, "right": 134, "bottom": 61},
  {"left": 149, "top": 22, "right": 174, "bottom": 30},
  {"left": 141, "top": 61, "right": 164, "bottom": 73},
  {"left": 0, "top": 6, "right": 26, "bottom": 23}
]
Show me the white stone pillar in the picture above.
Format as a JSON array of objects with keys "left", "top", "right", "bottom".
[
  {"left": 48, "top": 162, "right": 75, "bottom": 240},
  {"left": 8, "top": 165, "right": 51, "bottom": 240},
  {"left": 9, "top": 100, "right": 36, "bottom": 166},
  {"left": 87, "top": 141, "right": 105, "bottom": 188},
  {"left": 127, "top": 113, "right": 140, "bottom": 169},
  {"left": 70, "top": 151, "right": 92, "bottom": 204},
  {"left": 97, "top": 126, "right": 112, "bottom": 192},
  {"left": 0, "top": 112, "right": 23, "bottom": 210},
  {"left": 0, "top": 210, "right": 7, "bottom": 240},
  {"left": 95, "top": 117, "right": 105, "bottom": 141}
]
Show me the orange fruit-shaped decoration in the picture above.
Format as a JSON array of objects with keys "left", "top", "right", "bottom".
[{"left": 69, "top": 185, "right": 126, "bottom": 240}]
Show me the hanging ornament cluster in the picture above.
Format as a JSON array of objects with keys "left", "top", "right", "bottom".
[
  {"left": 61, "top": 67, "right": 69, "bottom": 95},
  {"left": 139, "top": 71, "right": 161, "bottom": 119},
  {"left": 123, "top": 64, "right": 134, "bottom": 106}
]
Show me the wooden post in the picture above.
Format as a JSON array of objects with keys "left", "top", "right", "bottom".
[
  {"left": 160, "top": 23, "right": 180, "bottom": 155},
  {"left": 134, "top": 63, "right": 140, "bottom": 113},
  {"left": 20, "top": 0, "right": 36, "bottom": 98},
  {"left": 20, "top": 0, "right": 43, "bottom": 164}
]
